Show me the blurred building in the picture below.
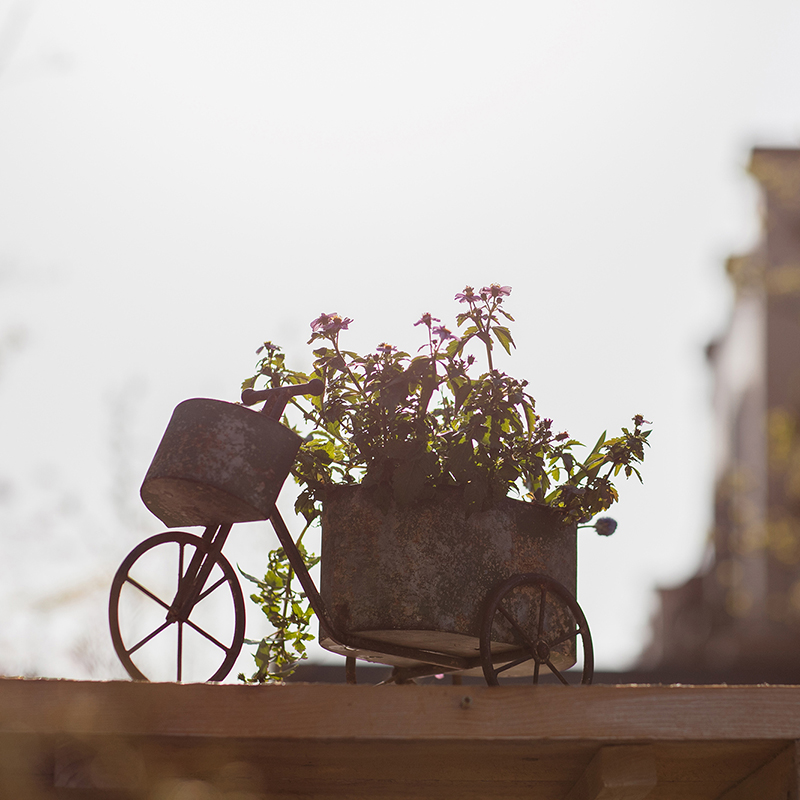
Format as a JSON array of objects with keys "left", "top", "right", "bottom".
[{"left": 640, "top": 148, "right": 800, "bottom": 682}]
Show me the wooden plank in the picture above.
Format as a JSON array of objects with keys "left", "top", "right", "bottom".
[
  {"left": 100, "top": 738, "right": 788, "bottom": 791},
  {"left": 141, "top": 778, "right": 574, "bottom": 800},
  {"left": 135, "top": 737, "right": 594, "bottom": 783},
  {"left": 716, "top": 741, "right": 800, "bottom": 800},
  {"left": 0, "top": 731, "right": 792, "bottom": 799},
  {"left": 564, "top": 746, "right": 657, "bottom": 800},
  {"left": 3, "top": 679, "right": 800, "bottom": 800},
  {"left": 3, "top": 680, "right": 800, "bottom": 743},
  {"left": 0, "top": 735, "right": 785, "bottom": 800}
]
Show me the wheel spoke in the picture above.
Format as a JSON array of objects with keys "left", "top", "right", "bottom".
[
  {"left": 196, "top": 574, "right": 228, "bottom": 604},
  {"left": 127, "top": 619, "right": 173, "bottom": 655},
  {"left": 497, "top": 602, "right": 538, "bottom": 652},
  {"left": 172, "top": 542, "right": 198, "bottom": 612},
  {"left": 124, "top": 576, "right": 171, "bottom": 612},
  {"left": 184, "top": 616, "right": 231, "bottom": 653},
  {"left": 177, "top": 621, "right": 183, "bottom": 682},
  {"left": 533, "top": 659, "right": 540, "bottom": 684},
  {"left": 548, "top": 623, "right": 583, "bottom": 649},
  {"left": 546, "top": 658, "right": 570, "bottom": 686},
  {"left": 494, "top": 653, "right": 535, "bottom": 676}
]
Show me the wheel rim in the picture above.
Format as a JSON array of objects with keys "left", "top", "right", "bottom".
[
  {"left": 109, "top": 532, "right": 245, "bottom": 682},
  {"left": 479, "top": 572, "right": 593, "bottom": 686}
]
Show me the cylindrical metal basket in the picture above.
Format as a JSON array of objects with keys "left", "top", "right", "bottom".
[{"left": 140, "top": 398, "right": 302, "bottom": 527}]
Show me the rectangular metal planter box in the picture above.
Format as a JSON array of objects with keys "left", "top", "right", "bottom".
[{"left": 319, "top": 485, "right": 578, "bottom": 674}]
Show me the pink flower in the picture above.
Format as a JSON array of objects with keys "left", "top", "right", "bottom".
[
  {"left": 310, "top": 312, "right": 353, "bottom": 334},
  {"left": 414, "top": 313, "right": 441, "bottom": 328},
  {"left": 376, "top": 342, "right": 396, "bottom": 354},
  {"left": 479, "top": 284, "right": 512, "bottom": 300},
  {"left": 454, "top": 286, "right": 478, "bottom": 303}
]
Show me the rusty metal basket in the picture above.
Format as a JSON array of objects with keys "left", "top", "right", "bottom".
[{"left": 140, "top": 398, "right": 302, "bottom": 528}]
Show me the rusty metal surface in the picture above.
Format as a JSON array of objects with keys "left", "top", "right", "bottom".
[
  {"left": 140, "top": 399, "right": 301, "bottom": 527},
  {"left": 319, "top": 486, "right": 577, "bottom": 669}
]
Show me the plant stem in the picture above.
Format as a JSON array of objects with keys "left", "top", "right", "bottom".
[
  {"left": 333, "top": 338, "right": 368, "bottom": 402},
  {"left": 288, "top": 398, "right": 352, "bottom": 448},
  {"left": 470, "top": 299, "right": 494, "bottom": 372},
  {"left": 296, "top": 519, "right": 312, "bottom": 547}
]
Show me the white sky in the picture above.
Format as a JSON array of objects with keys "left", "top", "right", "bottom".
[{"left": 1, "top": 1, "right": 799, "bottom": 679}]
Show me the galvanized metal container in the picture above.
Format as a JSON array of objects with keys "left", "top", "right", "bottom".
[
  {"left": 319, "top": 485, "right": 578, "bottom": 672},
  {"left": 140, "top": 398, "right": 301, "bottom": 528}
]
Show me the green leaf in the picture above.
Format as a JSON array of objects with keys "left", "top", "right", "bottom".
[
  {"left": 238, "top": 567, "right": 268, "bottom": 589},
  {"left": 492, "top": 326, "right": 516, "bottom": 355},
  {"left": 453, "top": 381, "right": 473, "bottom": 414}
]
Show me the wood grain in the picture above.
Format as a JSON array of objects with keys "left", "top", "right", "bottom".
[{"left": 3, "top": 681, "right": 800, "bottom": 742}]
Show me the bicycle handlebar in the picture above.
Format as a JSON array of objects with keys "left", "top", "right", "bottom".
[{"left": 240, "top": 378, "right": 324, "bottom": 408}]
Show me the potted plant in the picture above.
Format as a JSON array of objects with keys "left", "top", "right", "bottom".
[{"left": 240, "top": 284, "right": 649, "bottom": 682}]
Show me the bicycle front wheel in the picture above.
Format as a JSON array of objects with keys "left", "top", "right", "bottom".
[{"left": 109, "top": 531, "right": 245, "bottom": 683}]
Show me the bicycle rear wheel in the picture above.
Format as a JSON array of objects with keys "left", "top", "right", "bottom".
[
  {"left": 109, "top": 531, "right": 245, "bottom": 682},
  {"left": 480, "top": 573, "right": 593, "bottom": 686}
]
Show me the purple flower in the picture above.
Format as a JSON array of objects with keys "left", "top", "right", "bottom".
[
  {"left": 454, "top": 286, "right": 478, "bottom": 303},
  {"left": 310, "top": 312, "right": 353, "bottom": 334},
  {"left": 414, "top": 313, "right": 441, "bottom": 328},
  {"left": 431, "top": 325, "right": 454, "bottom": 343},
  {"left": 375, "top": 342, "right": 396, "bottom": 354},
  {"left": 479, "top": 284, "right": 512, "bottom": 300}
]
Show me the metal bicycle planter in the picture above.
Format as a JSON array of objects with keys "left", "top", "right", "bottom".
[{"left": 109, "top": 381, "right": 594, "bottom": 685}]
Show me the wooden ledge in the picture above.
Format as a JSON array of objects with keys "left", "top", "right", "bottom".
[
  {"left": 2, "top": 679, "right": 800, "bottom": 742},
  {"left": 3, "top": 681, "right": 800, "bottom": 798}
]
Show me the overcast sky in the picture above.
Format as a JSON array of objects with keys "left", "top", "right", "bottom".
[{"left": 2, "top": 1, "right": 800, "bottom": 679}]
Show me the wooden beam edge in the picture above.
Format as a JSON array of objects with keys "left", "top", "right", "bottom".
[{"left": 2, "top": 680, "right": 800, "bottom": 743}]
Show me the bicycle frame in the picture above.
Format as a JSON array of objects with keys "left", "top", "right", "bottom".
[{"left": 169, "top": 523, "right": 233, "bottom": 622}]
